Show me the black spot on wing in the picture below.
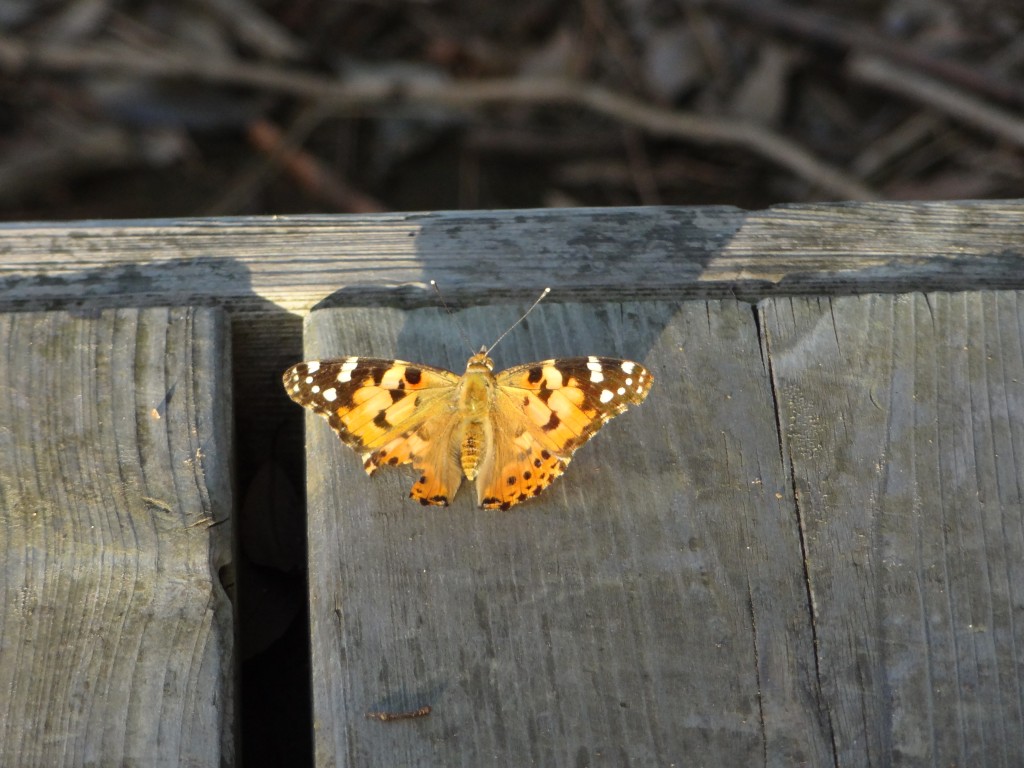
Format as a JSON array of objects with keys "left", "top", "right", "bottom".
[
  {"left": 335, "top": 387, "right": 356, "bottom": 409},
  {"left": 412, "top": 491, "right": 449, "bottom": 507},
  {"left": 373, "top": 410, "right": 391, "bottom": 429},
  {"left": 542, "top": 412, "right": 560, "bottom": 431},
  {"left": 405, "top": 367, "right": 422, "bottom": 385},
  {"left": 527, "top": 366, "right": 543, "bottom": 384},
  {"left": 553, "top": 360, "right": 578, "bottom": 382}
]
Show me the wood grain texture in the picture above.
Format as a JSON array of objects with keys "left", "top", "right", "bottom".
[
  {"left": 301, "top": 300, "right": 832, "bottom": 766},
  {"left": 763, "top": 292, "right": 1024, "bottom": 766},
  {"left": 0, "top": 308, "right": 234, "bottom": 767},
  {"left": 3, "top": 203, "right": 1024, "bottom": 314}
]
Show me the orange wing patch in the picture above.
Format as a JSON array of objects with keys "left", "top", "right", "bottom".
[{"left": 476, "top": 435, "right": 569, "bottom": 510}]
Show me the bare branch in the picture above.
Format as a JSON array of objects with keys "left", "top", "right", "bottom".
[
  {"left": 849, "top": 54, "right": 1024, "bottom": 150},
  {"left": 0, "top": 34, "right": 877, "bottom": 201}
]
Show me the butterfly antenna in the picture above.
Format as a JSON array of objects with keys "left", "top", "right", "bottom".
[
  {"left": 431, "top": 280, "right": 476, "bottom": 355},
  {"left": 486, "top": 287, "right": 551, "bottom": 355}
]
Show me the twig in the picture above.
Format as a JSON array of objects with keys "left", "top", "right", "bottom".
[
  {"left": 365, "top": 705, "right": 432, "bottom": 722},
  {"left": 572, "top": 83, "right": 873, "bottom": 199},
  {"left": 0, "top": 124, "right": 147, "bottom": 205},
  {"left": 580, "top": 0, "right": 646, "bottom": 92},
  {"left": 622, "top": 127, "right": 661, "bottom": 205},
  {"left": 0, "top": 34, "right": 877, "bottom": 201},
  {"left": 849, "top": 54, "right": 1024, "bottom": 150},
  {"left": 703, "top": 0, "right": 1024, "bottom": 108},
  {"left": 850, "top": 112, "right": 942, "bottom": 178},
  {"left": 202, "top": 0, "right": 304, "bottom": 61},
  {"left": 247, "top": 118, "right": 386, "bottom": 212},
  {"left": 208, "top": 113, "right": 387, "bottom": 215}
]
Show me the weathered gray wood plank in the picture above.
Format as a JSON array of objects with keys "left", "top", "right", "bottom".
[
  {"left": 763, "top": 292, "right": 1024, "bottom": 766},
  {"left": 4, "top": 202, "right": 1023, "bottom": 479},
  {"left": 3, "top": 203, "right": 1024, "bottom": 314},
  {"left": 4, "top": 206, "right": 1023, "bottom": 765},
  {"left": 302, "top": 300, "right": 832, "bottom": 766},
  {"left": 0, "top": 308, "right": 234, "bottom": 767}
]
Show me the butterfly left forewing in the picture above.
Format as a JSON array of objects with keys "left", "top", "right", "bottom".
[
  {"left": 283, "top": 357, "right": 465, "bottom": 505},
  {"left": 478, "top": 356, "right": 653, "bottom": 509}
]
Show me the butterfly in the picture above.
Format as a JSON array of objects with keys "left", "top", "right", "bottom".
[{"left": 283, "top": 293, "right": 652, "bottom": 510}]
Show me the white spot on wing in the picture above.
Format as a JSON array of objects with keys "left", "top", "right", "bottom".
[
  {"left": 589, "top": 369, "right": 604, "bottom": 383},
  {"left": 338, "top": 358, "right": 359, "bottom": 383},
  {"left": 621, "top": 361, "right": 636, "bottom": 374},
  {"left": 322, "top": 388, "right": 338, "bottom": 402},
  {"left": 599, "top": 390, "right": 614, "bottom": 404},
  {"left": 306, "top": 361, "right": 320, "bottom": 373}
]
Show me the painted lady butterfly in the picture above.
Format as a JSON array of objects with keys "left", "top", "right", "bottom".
[{"left": 283, "top": 296, "right": 652, "bottom": 510}]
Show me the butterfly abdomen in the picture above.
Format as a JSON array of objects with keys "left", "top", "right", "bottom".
[
  {"left": 457, "top": 366, "right": 497, "bottom": 481},
  {"left": 460, "top": 421, "right": 485, "bottom": 480}
]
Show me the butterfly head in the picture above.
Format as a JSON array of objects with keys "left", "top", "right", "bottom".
[{"left": 466, "top": 346, "right": 495, "bottom": 372}]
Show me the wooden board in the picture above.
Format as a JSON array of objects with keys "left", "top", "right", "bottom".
[
  {"left": 301, "top": 299, "right": 833, "bottom": 766},
  {"left": 763, "top": 292, "right": 1024, "bottom": 766},
  {"left": 4, "top": 203, "right": 1024, "bottom": 313},
  {"left": 0, "top": 308, "right": 234, "bottom": 766},
  {"left": 4, "top": 206, "right": 1024, "bottom": 765},
  {"left": 4, "top": 202, "right": 1024, "bottom": 481}
]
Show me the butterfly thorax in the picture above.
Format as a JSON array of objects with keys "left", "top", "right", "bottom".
[{"left": 457, "top": 351, "right": 497, "bottom": 480}]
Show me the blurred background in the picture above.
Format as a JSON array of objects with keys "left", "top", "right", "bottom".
[
  {"left": 5, "top": 2, "right": 1024, "bottom": 765},
  {"left": 4, "top": 0, "right": 1024, "bottom": 223}
]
